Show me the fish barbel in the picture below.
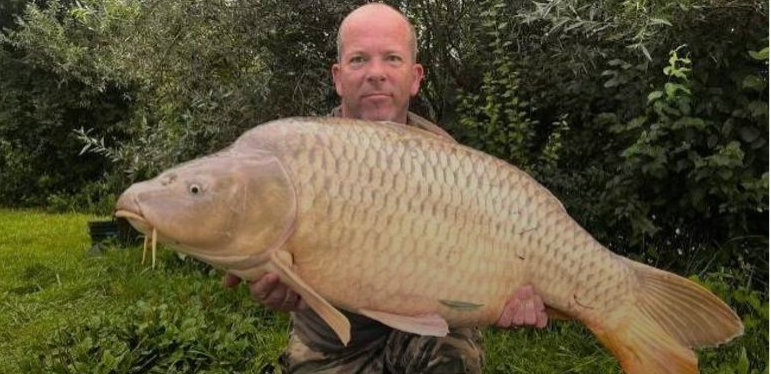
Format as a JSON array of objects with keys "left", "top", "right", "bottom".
[{"left": 115, "top": 117, "right": 743, "bottom": 374}]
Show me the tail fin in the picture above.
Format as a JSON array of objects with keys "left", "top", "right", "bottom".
[{"left": 588, "top": 258, "right": 744, "bottom": 374}]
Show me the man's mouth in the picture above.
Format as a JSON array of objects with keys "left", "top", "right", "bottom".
[{"left": 362, "top": 93, "right": 391, "bottom": 100}]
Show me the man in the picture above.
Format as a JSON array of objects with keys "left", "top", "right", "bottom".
[{"left": 224, "top": 3, "right": 548, "bottom": 373}]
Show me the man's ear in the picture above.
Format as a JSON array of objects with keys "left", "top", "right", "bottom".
[
  {"left": 410, "top": 63, "right": 424, "bottom": 96},
  {"left": 331, "top": 63, "right": 344, "bottom": 96}
]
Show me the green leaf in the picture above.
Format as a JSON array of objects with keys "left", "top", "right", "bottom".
[
  {"left": 748, "top": 100, "right": 768, "bottom": 118},
  {"left": 607, "top": 59, "right": 625, "bottom": 66},
  {"left": 674, "top": 117, "right": 706, "bottom": 129},
  {"left": 737, "top": 347, "right": 749, "bottom": 374},
  {"left": 101, "top": 349, "right": 117, "bottom": 370},
  {"left": 564, "top": 20, "right": 586, "bottom": 32},
  {"left": 604, "top": 77, "right": 620, "bottom": 88},
  {"left": 665, "top": 82, "right": 690, "bottom": 98},
  {"left": 649, "top": 18, "right": 672, "bottom": 27},
  {"left": 647, "top": 90, "right": 663, "bottom": 102},
  {"left": 718, "top": 168, "right": 733, "bottom": 180},
  {"left": 742, "top": 75, "right": 766, "bottom": 91},
  {"left": 739, "top": 127, "right": 760, "bottom": 143},
  {"left": 750, "top": 136, "right": 767, "bottom": 150},
  {"left": 69, "top": 8, "right": 93, "bottom": 23},
  {"left": 640, "top": 44, "right": 652, "bottom": 61},
  {"left": 624, "top": 116, "right": 648, "bottom": 132},
  {"left": 749, "top": 47, "right": 769, "bottom": 61}
]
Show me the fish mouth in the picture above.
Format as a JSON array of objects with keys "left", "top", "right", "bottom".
[
  {"left": 115, "top": 209, "right": 151, "bottom": 233},
  {"left": 115, "top": 188, "right": 151, "bottom": 234},
  {"left": 114, "top": 208, "right": 159, "bottom": 268}
]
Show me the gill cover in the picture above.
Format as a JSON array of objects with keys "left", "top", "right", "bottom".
[{"left": 202, "top": 150, "right": 298, "bottom": 267}]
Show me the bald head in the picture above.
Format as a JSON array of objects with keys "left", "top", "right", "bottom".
[
  {"left": 336, "top": 3, "right": 418, "bottom": 62},
  {"left": 331, "top": 2, "right": 424, "bottom": 123}
]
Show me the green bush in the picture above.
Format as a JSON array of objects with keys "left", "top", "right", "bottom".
[
  {"left": 24, "top": 297, "right": 287, "bottom": 374},
  {"left": 440, "top": 0, "right": 768, "bottom": 278},
  {"left": 606, "top": 46, "right": 768, "bottom": 244},
  {"left": 455, "top": 0, "right": 538, "bottom": 169},
  {"left": 0, "top": 1, "right": 134, "bottom": 209}
]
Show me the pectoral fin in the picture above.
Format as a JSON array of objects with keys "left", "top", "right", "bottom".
[
  {"left": 358, "top": 309, "right": 449, "bottom": 337},
  {"left": 440, "top": 299, "right": 484, "bottom": 311},
  {"left": 269, "top": 251, "right": 351, "bottom": 346}
]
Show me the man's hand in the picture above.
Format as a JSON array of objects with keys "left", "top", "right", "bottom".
[
  {"left": 223, "top": 272, "right": 304, "bottom": 312},
  {"left": 496, "top": 284, "right": 548, "bottom": 329}
]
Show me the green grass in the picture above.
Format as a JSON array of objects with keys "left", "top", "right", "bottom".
[
  {"left": 0, "top": 209, "right": 288, "bottom": 373},
  {"left": 0, "top": 209, "right": 103, "bottom": 364},
  {"left": 0, "top": 209, "right": 766, "bottom": 373}
]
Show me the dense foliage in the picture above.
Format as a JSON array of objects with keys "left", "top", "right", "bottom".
[
  {"left": 0, "top": 0, "right": 767, "bottom": 370},
  {"left": 22, "top": 266, "right": 289, "bottom": 374}
]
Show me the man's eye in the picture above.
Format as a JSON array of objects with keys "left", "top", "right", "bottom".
[
  {"left": 350, "top": 56, "right": 365, "bottom": 64},
  {"left": 386, "top": 55, "right": 403, "bottom": 63}
]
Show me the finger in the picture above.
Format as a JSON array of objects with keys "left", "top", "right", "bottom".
[
  {"left": 523, "top": 299, "right": 537, "bottom": 325},
  {"left": 533, "top": 294, "right": 545, "bottom": 312},
  {"left": 250, "top": 273, "right": 280, "bottom": 301},
  {"left": 533, "top": 294, "right": 548, "bottom": 328},
  {"left": 222, "top": 273, "right": 242, "bottom": 289},
  {"left": 512, "top": 299, "right": 526, "bottom": 326},
  {"left": 280, "top": 290, "right": 300, "bottom": 312},
  {"left": 508, "top": 298, "right": 522, "bottom": 327},
  {"left": 496, "top": 307, "right": 511, "bottom": 328},
  {"left": 264, "top": 285, "right": 288, "bottom": 308},
  {"left": 536, "top": 309, "right": 548, "bottom": 329},
  {"left": 496, "top": 299, "right": 516, "bottom": 328}
]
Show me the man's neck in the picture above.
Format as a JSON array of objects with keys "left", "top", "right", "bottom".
[{"left": 339, "top": 106, "right": 408, "bottom": 125}]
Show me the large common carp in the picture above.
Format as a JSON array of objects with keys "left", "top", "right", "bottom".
[{"left": 115, "top": 117, "right": 743, "bottom": 374}]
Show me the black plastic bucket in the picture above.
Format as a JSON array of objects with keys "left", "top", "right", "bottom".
[{"left": 87, "top": 218, "right": 142, "bottom": 247}]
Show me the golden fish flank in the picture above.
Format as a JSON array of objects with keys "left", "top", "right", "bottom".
[{"left": 115, "top": 117, "right": 743, "bottom": 374}]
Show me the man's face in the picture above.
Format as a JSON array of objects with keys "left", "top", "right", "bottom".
[{"left": 332, "top": 11, "right": 424, "bottom": 124}]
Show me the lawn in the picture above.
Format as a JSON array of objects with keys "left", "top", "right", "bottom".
[
  {"left": 0, "top": 209, "right": 765, "bottom": 373},
  {"left": 0, "top": 209, "right": 288, "bottom": 373}
]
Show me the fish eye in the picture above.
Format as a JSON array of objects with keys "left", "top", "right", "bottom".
[{"left": 189, "top": 184, "right": 202, "bottom": 195}]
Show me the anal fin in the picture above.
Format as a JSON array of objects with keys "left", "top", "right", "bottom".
[
  {"left": 358, "top": 309, "right": 449, "bottom": 337},
  {"left": 269, "top": 251, "right": 351, "bottom": 346}
]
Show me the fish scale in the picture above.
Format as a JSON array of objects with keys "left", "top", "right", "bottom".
[
  {"left": 265, "top": 120, "right": 584, "bottom": 323},
  {"left": 255, "top": 119, "right": 689, "bottom": 324},
  {"left": 116, "top": 116, "right": 743, "bottom": 374}
]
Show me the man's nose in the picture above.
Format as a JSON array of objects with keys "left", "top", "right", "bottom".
[{"left": 365, "top": 60, "right": 386, "bottom": 83}]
